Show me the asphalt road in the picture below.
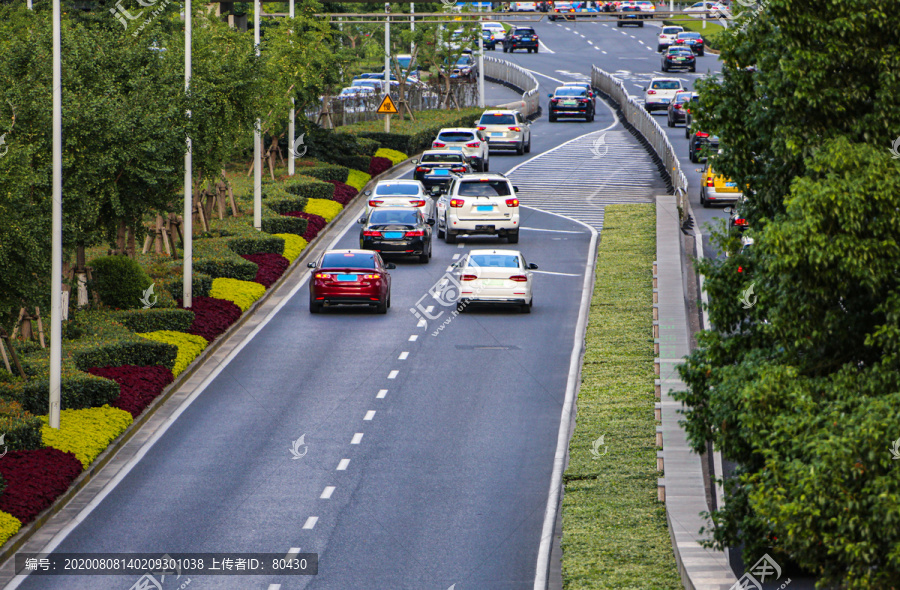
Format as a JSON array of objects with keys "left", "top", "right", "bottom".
[{"left": 491, "top": 16, "right": 726, "bottom": 256}]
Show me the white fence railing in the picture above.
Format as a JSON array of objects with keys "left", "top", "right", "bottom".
[
  {"left": 484, "top": 55, "right": 541, "bottom": 118},
  {"left": 591, "top": 65, "right": 689, "bottom": 216}
]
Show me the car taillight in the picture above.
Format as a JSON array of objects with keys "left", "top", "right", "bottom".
[
  {"left": 362, "top": 230, "right": 383, "bottom": 237},
  {"left": 451, "top": 167, "right": 467, "bottom": 172},
  {"left": 505, "top": 198, "right": 519, "bottom": 207},
  {"left": 550, "top": 98, "right": 558, "bottom": 103},
  {"left": 466, "top": 141, "right": 481, "bottom": 148},
  {"left": 647, "top": 90, "right": 657, "bottom": 94},
  {"left": 579, "top": 98, "right": 589, "bottom": 103},
  {"left": 461, "top": 274, "right": 479, "bottom": 281},
  {"left": 362, "top": 274, "right": 381, "bottom": 280},
  {"left": 508, "top": 126, "right": 521, "bottom": 132},
  {"left": 405, "top": 230, "right": 425, "bottom": 237},
  {"left": 533, "top": 34, "right": 539, "bottom": 39},
  {"left": 696, "top": 132, "right": 709, "bottom": 138},
  {"left": 415, "top": 166, "right": 429, "bottom": 172},
  {"left": 477, "top": 126, "right": 486, "bottom": 130},
  {"left": 509, "top": 275, "right": 528, "bottom": 282},
  {"left": 368, "top": 199, "right": 383, "bottom": 207},
  {"left": 674, "top": 104, "right": 683, "bottom": 109},
  {"left": 410, "top": 199, "right": 426, "bottom": 207},
  {"left": 735, "top": 218, "right": 748, "bottom": 226},
  {"left": 707, "top": 177, "right": 714, "bottom": 187},
  {"left": 450, "top": 198, "right": 465, "bottom": 208},
  {"left": 314, "top": 273, "right": 331, "bottom": 279},
  {"left": 433, "top": 141, "right": 446, "bottom": 147}
]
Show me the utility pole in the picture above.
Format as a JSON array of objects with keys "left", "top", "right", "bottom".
[
  {"left": 384, "top": 3, "right": 391, "bottom": 133},
  {"left": 288, "top": 0, "right": 296, "bottom": 176}
]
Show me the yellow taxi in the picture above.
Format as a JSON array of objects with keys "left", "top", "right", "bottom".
[{"left": 699, "top": 164, "right": 742, "bottom": 207}]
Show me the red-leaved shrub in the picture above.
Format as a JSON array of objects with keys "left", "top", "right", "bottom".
[
  {"left": 0, "top": 447, "right": 83, "bottom": 524},
  {"left": 326, "top": 180, "right": 358, "bottom": 205},
  {"left": 178, "top": 296, "right": 242, "bottom": 342},
  {"left": 87, "top": 365, "right": 174, "bottom": 418},
  {"left": 241, "top": 253, "right": 290, "bottom": 288},
  {"left": 369, "top": 156, "right": 393, "bottom": 177},
  {"left": 284, "top": 211, "right": 327, "bottom": 241}
]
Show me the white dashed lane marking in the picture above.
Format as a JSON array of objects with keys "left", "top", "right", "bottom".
[
  {"left": 321, "top": 487, "right": 335, "bottom": 499},
  {"left": 351, "top": 433, "right": 363, "bottom": 444},
  {"left": 409, "top": 335, "right": 418, "bottom": 341},
  {"left": 377, "top": 389, "right": 387, "bottom": 398},
  {"left": 388, "top": 370, "right": 399, "bottom": 379},
  {"left": 303, "top": 517, "right": 318, "bottom": 529},
  {"left": 399, "top": 351, "right": 409, "bottom": 360},
  {"left": 337, "top": 459, "right": 350, "bottom": 470},
  {"left": 364, "top": 410, "right": 376, "bottom": 420}
]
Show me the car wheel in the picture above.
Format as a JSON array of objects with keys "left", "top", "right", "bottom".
[
  {"left": 516, "top": 141, "right": 524, "bottom": 155},
  {"left": 507, "top": 230, "right": 519, "bottom": 244},
  {"left": 521, "top": 297, "right": 532, "bottom": 313},
  {"left": 309, "top": 298, "right": 322, "bottom": 314},
  {"left": 685, "top": 126, "right": 690, "bottom": 139},
  {"left": 690, "top": 65, "right": 696, "bottom": 72},
  {"left": 638, "top": 21, "right": 644, "bottom": 27},
  {"left": 699, "top": 49, "right": 705, "bottom": 56},
  {"left": 667, "top": 116, "right": 674, "bottom": 128},
  {"left": 456, "top": 300, "right": 466, "bottom": 313},
  {"left": 419, "top": 250, "right": 429, "bottom": 263},
  {"left": 549, "top": 114, "right": 557, "bottom": 122},
  {"left": 589, "top": 109, "right": 595, "bottom": 122},
  {"left": 387, "top": 292, "right": 391, "bottom": 308},
  {"left": 376, "top": 297, "right": 388, "bottom": 314},
  {"left": 525, "top": 137, "right": 532, "bottom": 153},
  {"left": 689, "top": 149, "right": 697, "bottom": 163},
  {"left": 644, "top": 104, "right": 651, "bottom": 112},
  {"left": 483, "top": 157, "right": 489, "bottom": 171},
  {"left": 661, "top": 64, "right": 668, "bottom": 72},
  {"left": 700, "top": 190, "right": 709, "bottom": 208},
  {"left": 617, "top": 21, "right": 623, "bottom": 27},
  {"left": 657, "top": 45, "right": 664, "bottom": 52},
  {"left": 503, "top": 46, "right": 508, "bottom": 53},
  {"left": 446, "top": 230, "right": 457, "bottom": 244},
  {"left": 535, "top": 46, "right": 539, "bottom": 53},
  {"left": 438, "top": 225, "right": 445, "bottom": 239}
]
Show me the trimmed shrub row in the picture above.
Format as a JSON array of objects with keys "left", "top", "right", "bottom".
[
  {"left": 241, "top": 253, "right": 290, "bottom": 289},
  {"left": 87, "top": 365, "right": 174, "bottom": 418},
  {"left": 178, "top": 296, "right": 243, "bottom": 343}
]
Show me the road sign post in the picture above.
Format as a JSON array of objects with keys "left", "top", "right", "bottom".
[{"left": 377, "top": 94, "right": 399, "bottom": 132}]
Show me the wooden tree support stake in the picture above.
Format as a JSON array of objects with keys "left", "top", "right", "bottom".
[
  {"left": 0, "top": 336, "right": 11, "bottom": 374},
  {"left": 34, "top": 307, "right": 45, "bottom": 349},
  {"left": 0, "top": 330, "right": 25, "bottom": 378}
]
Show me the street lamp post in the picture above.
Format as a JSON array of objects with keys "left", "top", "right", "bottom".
[
  {"left": 183, "top": 0, "right": 193, "bottom": 308},
  {"left": 384, "top": 3, "right": 390, "bottom": 133},
  {"left": 288, "top": 0, "right": 296, "bottom": 176},
  {"left": 254, "top": 0, "right": 262, "bottom": 229},
  {"left": 49, "top": 0, "right": 62, "bottom": 429}
]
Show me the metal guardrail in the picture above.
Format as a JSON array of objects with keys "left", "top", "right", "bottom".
[
  {"left": 591, "top": 64, "right": 689, "bottom": 216},
  {"left": 483, "top": 55, "right": 540, "bottom": 118}
]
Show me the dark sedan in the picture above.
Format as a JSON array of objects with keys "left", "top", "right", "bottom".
[
  {"left": 661, "top": 46, "right": 696, "bottom": 72},
  {"left": 307, "top": 249, "right": 395, "bottom": 314},
  {"left": 688, "top": 131, "right": 719, "bottom": 163},
  {"left": 413, "top": 151, "right": 470, "bottom": 192},
  {"left": 667, "top": 91, "right": 695, "bottom": 127},
  {"left": 674, "top": 31, "right": 705, "bottom": 55},
  {"left": 548, "top": 86, "right": 595, "bottom": 122},
  {"left": 359, "top": 207, "right": 434, "bottom": 263}
]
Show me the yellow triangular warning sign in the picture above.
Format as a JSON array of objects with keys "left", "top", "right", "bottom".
[{"left": 376, "top": 94, "right": 399, "bottom": 115}]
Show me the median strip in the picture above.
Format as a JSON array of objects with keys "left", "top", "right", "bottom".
[{"left": 561, "top": 204, "right": 681, "bottom": 589}]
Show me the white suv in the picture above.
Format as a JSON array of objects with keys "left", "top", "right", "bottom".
[
  {"left": 657, "top": 25, "right": 684, "bottom": 51},
  {"left": 437, "top": 173, "right": 521, "bottom": 243},
  {"left": 643, "top": 78, "right": 685, "bottom": 112},
  {"left": 433, "top": 128, "right": 490, "bottom": 171},
  {"left": 475, "top": 110, "right": 532, "bottom": 155}
]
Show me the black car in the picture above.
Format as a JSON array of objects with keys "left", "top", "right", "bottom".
[
  {"left": 359, "top": 207, "right": 434, "bottom": 263},
  {"left": 688, "top": 131, "right": 719, "bottom": 163},
  {"left": 548, "top": 86, "right": 595, "bottom": 122},
  {"left": 503, "top": 27, "right": 539, "bottom": 53},
  {"left": 674, "top": 32, "right": 705, "bottom": 56},
  {"left": 413, "top": 151, "right": 471, "bottom": 192},
  {"left": 683, "top": 93, "right": 701, "bottom": 136},
  {"left": 617, "top": 5, "right": 643, "bottom": 27},
  {"left": 667, "top": 91, "right": 694, "bottom": 127},
  {"left": 661, "top": 47, "right": 696, "bottom": 72}
]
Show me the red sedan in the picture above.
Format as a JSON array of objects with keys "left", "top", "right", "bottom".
[{"left": 307, "top": 249, "right": 395, "bottom": 314}]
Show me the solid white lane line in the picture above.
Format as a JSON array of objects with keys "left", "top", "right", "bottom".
[
  {"left": 351, "top": 433, "right": 363, "bottom": 445},
  {"left": 417, "top": 318, "right": 427, "bottom": 327},
  {"left": 377, "top": 389, "right": 387, "bottom": 398},
  {"left": 452, "top": 253, "right": 460, "bottom": 260},
  {"left": 520, "top": 227, "right": 584, "bottom": 234},
  {"left": 337, "top": 459, "right": 350, "bottom": 470},
  {"left": 399, "top": 351, "right": 409, "bottom": 360},
  {"left": 388, "top": 370, "right": 399, "bottom": 379},
  {"left": 364, "top": 410, "right": 376, "bottom": 421},
  {"left": 532, "top": 270, "right": 581, "bottom": 277},
  {"left": 409, "top": 335, "right": 418, "bottom": 341},
  {"left": 446, "top": 266, "right": 454, "bottom": 272},
  {"left": 320, "top": 487, "right": 335, "bottom": 499},
  {"left": 303, "top": 517, "right": 318, "bottom": 529}
]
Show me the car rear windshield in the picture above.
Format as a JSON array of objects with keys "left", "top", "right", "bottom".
[
  {"left": 457, "top": 180, "right": 512, "bottom": 197},
  {"left": 662, "top": 27, "right": 682, "bottom": 34},
  {"left": 368, "top": 209, "right": 420, "bottom": 225},
  {"left": 679, "top": 32, "right": 702, "bottom": 39},
  {"left": 375, "top": 183, "right": 420, "bottom": 195},
  {"left": 469, "top": 254, "right": 521, "bottom": 268},
  {"left": 480, "top": 114, "right": 516, "bottom": 125},
  {"left": 555, "top": 88, "right": 587, "bottom": 97},
  {"left": 669, "top": 48, "right": 694, "bottom": 54},
  {"left": 321, "top": 252, "right": 377, "bottom": 269},
  {"left": 421, "top": 153, "right": 464, "bottom": 163},
  {"left": 514, "top": 29, "right": 535, "bottom": 35},
  {"left": 674, "top": 93, "right": 692, "bottom": 103},
  {"left": 438, "top": 131, "right": 476, "bottom": 143},
  {"left": 651, "top": 81, "right": 681, "bottom": 90}
]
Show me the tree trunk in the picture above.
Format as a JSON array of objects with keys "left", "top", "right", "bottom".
[{"left": 76, "top": 243, "right": 89, "bottom": 307}]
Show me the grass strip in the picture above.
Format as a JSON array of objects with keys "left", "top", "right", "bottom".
[{"left": 561, "top": 204, "right": 681, "bottom": 589}]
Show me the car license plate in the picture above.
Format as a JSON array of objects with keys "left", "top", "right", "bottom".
[
  {"left": 483, "top": 279, "right": 505, "bottom": 286},
  {"left": 384, "top": 231, "right": 404, "bottom": 239},
  {"left": 491, "top": 132, "right": 504, "bottom": 136},
  {"left": 522, "top": 36, "right": 532, "bottom": 40},
  {"left": 475, "top": 224, "right": 495, "bottom": 231},
  {"left": 449, "top": 146, "right": 463, "bottom": 151},
  {"left": 336, "top": 274, "right": 358, "bottom": 281},
  {"left": 660, "top": 98, "right": 671, "bottom": 103},
  {"left": 476, "top": 205, "right": 494, "bottom": 211},
  {"left": 432, "top": 169, "right": 450, "bottom": 176},
  {"left": 675, "top": 57, "right": 684, "bottom": 61},
  {"left": 561, "top": 100, "right": 577, "bottom": 106},
  {"left": 725, "top": 182, "right": 737, "bottom": 188}
]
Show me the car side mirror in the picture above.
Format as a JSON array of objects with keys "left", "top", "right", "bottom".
[
  {"left": 358, "top": 217, "right": 367, "bottom": 224},
  {"left": 547, "top": 93, "right": 553, "bottom": 98},
  {"left": 385, "top": 263, "right": 397, "bottom": 270},
  {"left": 427, "top": 218, "right": 436, "bottom": 226},
  {"left": 513, "top": 186, "right": 520, "bottom": 192},
  {"left": 411, "top": 158, "right": 418, "bottom": 164},
  {"left": 528, "top": 263, "right": 539, "bottom": 270},
  {"left": 364, "top": 189, "right": 372, "bottom": 196},
  {"left": 307, "top": 262, "right": 317, "bottom": 268},
  {"left": 723, "top": 207, "right": 733, "bottom": 214}
]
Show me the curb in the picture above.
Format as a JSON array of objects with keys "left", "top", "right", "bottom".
[{"left": 0, "top": 159, "right": 416, "bottom": 570}]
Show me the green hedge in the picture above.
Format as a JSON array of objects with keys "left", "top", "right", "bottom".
[
  {"left": 264, "top": 196, "right": 310, "bottom": 215},
  {"left": 109, "top": 308, "right": 195, "bottom": 334},
  {"left": 164, "top": 272, "right": 214, "bottom": 299},
  {"left": 226, "top": 234, "right": 285, "bottom": 256},
  {"left": 19, "top": 371, "right": 120, "bottom": 415},
  {"left": 326, "top": 154, "right": 372, "bottom": 171},
  {"left": 282, "top": 176, "right": 335, "bottom": 200},
  {"left": 0, "top": 400, "right": 43, "bottom": 451},
  {"left": 299, "top": 164, "right": 350, "bottom": 183},
  {"left": 89, "top": 255, "right": 154, "bottom": 310},
  {"left": 193, "top": 239, "right": 259, "bottom": 281},
  {"left": 261, "top": 216, "right": 308, "bottom": 236}
]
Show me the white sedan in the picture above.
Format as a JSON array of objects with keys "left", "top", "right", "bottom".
[
  {"left": 643, "top": 77, "right": 686, "bottom": 112},
  {"left": 364, "top": 180, "right": 435, "bottom": 220},
  {"left": 683, "top": 1, "right": 729, "bottom": 17},
  {"left": 452, "top": 249, "right": 538, "bottom": 313}
]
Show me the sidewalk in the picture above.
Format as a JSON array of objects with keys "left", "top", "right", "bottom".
[{"left": 654, "top": 194, "right": 736, "bottom": 590}]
